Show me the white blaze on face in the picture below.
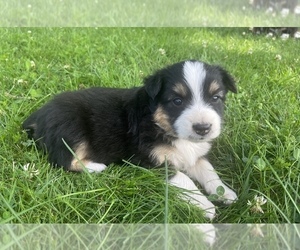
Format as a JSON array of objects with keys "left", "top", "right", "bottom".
[
  {"left": 182, "top": 61, "right": 206, "bottom": 103},
  {"left": 174, "top": 61, "right": 221, "bottom": 142}
]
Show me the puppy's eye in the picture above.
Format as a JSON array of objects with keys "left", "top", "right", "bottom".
[
  {"left": 173, "top": 98, "right": 183, "bottom": 106},
  {"left": 212, "top": 95, "right": 221, "bottom": 102}
]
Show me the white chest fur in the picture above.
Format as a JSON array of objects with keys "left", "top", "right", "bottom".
[{"left": 150, "top": 139, "right": 211, "bottom": 171}]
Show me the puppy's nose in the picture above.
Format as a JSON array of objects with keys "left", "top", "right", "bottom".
[{"left": 192, "top": 123, "right": 212, "bottom": 136}]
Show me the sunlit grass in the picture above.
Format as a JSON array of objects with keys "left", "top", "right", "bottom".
[
  {"left": 0, "top": 28, "right": 299, "bottom": 228},
  {"left": 1, "top": 0, "right": 299, "bottom": 26}
]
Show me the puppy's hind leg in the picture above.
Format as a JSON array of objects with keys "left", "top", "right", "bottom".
[
  {"left": 70, "top": 158, "right": 107, "bottom": 173},
  {"left": 22, "top": 109, "right": 42, "bottom": 141},
  {"left": 69, "top": 142, "right": 107, "bottom": 173},
  {"left": 85, "top": 162, "right": 107, "bottom": 173}
]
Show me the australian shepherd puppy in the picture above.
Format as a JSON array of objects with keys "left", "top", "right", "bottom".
[{"left": 23, "top": 60, "right": 237, "bottom": 220}]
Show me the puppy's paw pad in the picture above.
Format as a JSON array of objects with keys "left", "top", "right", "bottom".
[{"left": 85, "top": 162, "right": 107, "bottom": 173}]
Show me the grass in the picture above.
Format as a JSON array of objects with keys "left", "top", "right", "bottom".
[
  {"left": 0, "top": 0, "right": 299, "bottom": 27},
  {"left": 0, "top": 28, "right": 300, "bottom": 247}
]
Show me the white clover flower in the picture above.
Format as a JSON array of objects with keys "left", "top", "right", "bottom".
[
  {"left": 22, "top": 163, "right": 40, "bottom": 178},
  {"left": 30, "top": 60, "right": 36, "bottom": 68},
  {"left": 275, "top": 54, "right": 282, "bottom": 60},
  {"left": 281, "top": 8, "right": 290, "bottom": 17},
  {"left": 281, "top": 33, "right": 290, "bottom": 40},
  {"left": 247, "top": 195, "right": 267, "bottom": 214},
  {"left": 254, "top": 195, "right": 267, "bottom": 205},
  {"left": 247, "top": 224, "right": 265, "bottom": 238},
  {"left": 23, "top": 163, "right": 30, "bottom": 171},
  {"left": 266, "top": 32, "right": 273, "bottom": 38},
  {"left": 266, "top": 7, "right": 274, "bottom": 14},
  {"left": 158, "top": 48, "right": 166, "bottom": 55}
]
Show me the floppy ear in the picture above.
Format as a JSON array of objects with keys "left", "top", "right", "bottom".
[
  {"left": 144, "top": 72, "right": 162, "bottom": 100},
  {"left": 217, "top": 66, "right": 237, "bottom": 93}
]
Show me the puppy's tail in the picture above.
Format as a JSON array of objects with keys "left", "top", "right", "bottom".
[{"left": 22, "top": 111, "right": 39, "bottom": 140}]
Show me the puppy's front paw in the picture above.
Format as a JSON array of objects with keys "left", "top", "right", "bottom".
[
  {"left": 181, "top": 191, "right": 216, "bottom": 220},
  {"left": 193, "top": 224, "right": 216, "bottom": 246},
  {"left": 201, "top": 201, "right": 216, "bottom": 220},
  {"left": 188, "top": 192, "right": 216, "bottom": 220},
  {"left": 222, "top": 188, "right": 238, "bottom": 205},
  {"left": 209, "top": 185, "right": 237, "bottom": 205},
  {"left": 169, "top": 171, "right": 217, "bottom": 220}
]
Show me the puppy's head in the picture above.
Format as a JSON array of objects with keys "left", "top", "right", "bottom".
[{"left": 144, "top": 60, "right": 236, "bottom": 142}]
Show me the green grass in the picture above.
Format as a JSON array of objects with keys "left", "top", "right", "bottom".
[
  {"left": 0, "top": 28, "right": 300, "bottom": 247},
  {"left": 0, "top": 0, "right": 299, "bottom": 26}
]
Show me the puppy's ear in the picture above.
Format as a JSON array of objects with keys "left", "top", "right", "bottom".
[
  {"left": 217, "top": 66, "right": 237, "bottom": 93},
  {"left": 144, "top": 72, "right": 162, "bottom": 100}
]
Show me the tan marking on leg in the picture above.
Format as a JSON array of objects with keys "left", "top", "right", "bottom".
[
  {"left": 69, "top": 142, "right": 90, "bottom": 172},
  {"left": 150, "top": 144, "right": 175, "bottom": 166}
]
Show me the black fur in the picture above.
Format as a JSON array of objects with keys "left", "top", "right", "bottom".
[{"left": 23, "top": 87, "right": 155, "bottom": 168}]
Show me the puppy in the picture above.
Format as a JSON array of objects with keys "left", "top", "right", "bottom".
[{"left": 23, "top": 60, "right": 238, "bottom": 219}]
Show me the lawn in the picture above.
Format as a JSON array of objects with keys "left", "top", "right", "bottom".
[
  {"left": 0, "top": 28, "right": 299, "bottom": 247},
  {"left": 1, "top": 0, "right": 299, "bottom": 27}
]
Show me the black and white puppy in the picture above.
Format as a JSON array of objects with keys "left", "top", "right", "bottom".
[{"left": 23, "top": 60, "right": 237, "bottom": 219}]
